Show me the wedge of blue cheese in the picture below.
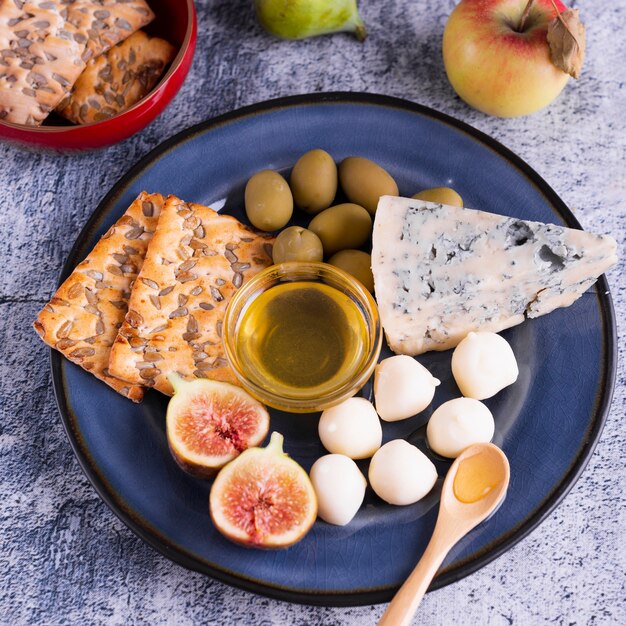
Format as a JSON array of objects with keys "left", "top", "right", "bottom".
[{"left": 372, "top": 196, "right": 618, "bottom": 355}]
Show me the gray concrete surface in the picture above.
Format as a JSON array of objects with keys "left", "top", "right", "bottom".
[{"left": 1, "top": 1, "right": 624, "bottom": 624}]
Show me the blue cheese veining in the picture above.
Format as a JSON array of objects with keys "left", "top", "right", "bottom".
[{"left": 371, "top": 196, "right": 618, "bottom": 355}]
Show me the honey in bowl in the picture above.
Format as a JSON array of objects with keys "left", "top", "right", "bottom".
[
  {"left": 223, "top": 262, "right": 382, "bottom": 412},
  {"left": 236, "top": 281, "right": 369, "bottom": 398},
  {"left": 453, "top": 452, "right": 503, "bottom": 504}
]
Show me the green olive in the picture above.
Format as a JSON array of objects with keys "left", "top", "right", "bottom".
[
  {"left": 412, "top": 187, "right": 463, "bottom": 207},
  {"left": 245, "top": 170, "right": 294, "bottom": 231},
  {"left": 272, "top": 226, "right": 324, "bottom": 264},
  {"left": 338, "top": 157, "right": 399, "bottom": 215},
  {"left": 328, "top": 250, "right": 374, "bottom": 292},
  {"left": 308, "top": 203, "right": 372, "bottom": 256},
  {"left": 290, "top": 149, "right": 337, "bottom": 214}
]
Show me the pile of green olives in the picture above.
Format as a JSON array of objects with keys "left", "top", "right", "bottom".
[{"left": 244, "top": 149, "right": 463, "bottom": 292}]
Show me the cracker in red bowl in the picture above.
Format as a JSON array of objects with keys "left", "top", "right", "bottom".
[
  {"left": 0, "top": 0, "right": 196, "bottom": 149},
  {"left": 57, "top": 29, "right": 175, "bottom": 124},
  {"left": 0, "top": 2, "right": 85, "bottom": 125},
  {"left": 0, "top": 0, "right": 154, "bottom": 125},
  {"left": 64, "top": 0, "right": 155, "bottom": 60}
]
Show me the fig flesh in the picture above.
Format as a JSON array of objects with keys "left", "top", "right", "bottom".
[
  {"left": 210, "top": 432, "right": 317, "bottom": 548},
  {"left": 166, "top": 375, "right": 270, "bottom": 478}
]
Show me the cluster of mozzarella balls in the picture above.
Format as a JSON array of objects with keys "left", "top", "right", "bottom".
[{"left": 310, "top": 331, "right": 519, "bottom": 526}]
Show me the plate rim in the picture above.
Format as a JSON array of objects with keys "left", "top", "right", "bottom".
[{"left": 50, "top": 92, "right": 617, "bottom": 607}]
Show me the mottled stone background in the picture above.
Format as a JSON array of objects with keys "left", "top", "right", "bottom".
[{"left": 1, "top": 1, "right": 624, "bottom": 624}]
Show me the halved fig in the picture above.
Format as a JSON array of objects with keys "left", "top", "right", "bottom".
[
  {"left": 210, "top": 432, "right": 317, "bottom": 548},
  {"left": 166, "top": 375, "right": 270, "bottom": 478}
]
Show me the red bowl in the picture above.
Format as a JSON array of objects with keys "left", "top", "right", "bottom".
[{"left": 0, "top": 0, "right": 197, "bottom": 150}]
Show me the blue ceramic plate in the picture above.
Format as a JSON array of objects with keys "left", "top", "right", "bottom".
[{"left": 52, "top": 93, "right": 616, "bottom": 606}]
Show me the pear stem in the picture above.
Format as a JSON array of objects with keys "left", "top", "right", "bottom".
[
  {"left": 518, "top": 0, "right": 536, "bottom": 32},
  {"left": 354, "top": 22, "right": 367, "bottom": 42}
]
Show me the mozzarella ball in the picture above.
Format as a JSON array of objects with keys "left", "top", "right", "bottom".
[
  {"left": 451, "top": 332, "right": 519, "bottom": 400},
  {"left": 310, "top": 454, "right": 367, "bottom": 525},
  {"left": 426, "top": 398, "right": 495, "bottom": 458},
  {"left": 318, "top": 397, "right": 382, "bottom": 459},
  {"left": 374, "top": 355, "right": 441, "bottom": 421},
  {"left": 368, "top": 440, "right": 437, "bottom": 505}
]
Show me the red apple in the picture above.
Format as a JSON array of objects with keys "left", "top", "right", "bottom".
[{"left": 443, "top": 0, "right": 570, "bottom": 117}]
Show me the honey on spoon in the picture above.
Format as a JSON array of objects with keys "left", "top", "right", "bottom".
[
  {"left": 379, "top": 443, "right": 510, "bottom": 626},
  {"left": 453, "top": 450, "right": 504, "bottom": 503}
]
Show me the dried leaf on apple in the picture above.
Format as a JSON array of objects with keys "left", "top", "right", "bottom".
[{"left": 547, "top": 8, "right": 586, "bottom": 79}]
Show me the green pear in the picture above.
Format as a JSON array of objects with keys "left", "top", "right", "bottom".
[{"left": 255, "top": 0, "right": 367, "bottom": 41}]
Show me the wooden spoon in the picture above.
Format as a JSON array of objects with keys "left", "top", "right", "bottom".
[{"left": 378, "top": 443, "right": 510, "bottom": 626}]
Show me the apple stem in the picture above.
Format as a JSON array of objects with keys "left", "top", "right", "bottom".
[
  {"left": 549, "top": 0, "right": 564, "bottom": 19},
  {"left": 518, "top": 0, "right": 536, "bottom": 32}
]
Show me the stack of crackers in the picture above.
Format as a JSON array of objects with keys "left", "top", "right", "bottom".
[
  {"left": 34, "top": 193, "right": 275, "bottom": 402},
  {"left": 0, "top": 1, "right": 175, "bottom": 126}
]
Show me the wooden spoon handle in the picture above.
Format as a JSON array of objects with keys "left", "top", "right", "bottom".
[{"left": 378, "top": 526, "right": 458, "bottom": 626}]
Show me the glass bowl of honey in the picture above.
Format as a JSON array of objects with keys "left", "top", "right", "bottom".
[{"left": 223, "top": 262, "right": 382, "bottom": 413}]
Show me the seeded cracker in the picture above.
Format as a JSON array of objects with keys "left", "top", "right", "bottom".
[
  {"left": 57, "top": 30, "right": 175, "bottom": 124},
  {"left": 63, "top": 0, "right": 155, "bottom": 61},
  {"left": 0, "top": 1, "right": 154, "bottom": 126},
  {"left": 0, "top": 2, "right": 85, "bottom": 125},
  {"left": 34, "top": 192, "right": 165, "bottom": 402},
  {"left": 108, "top": 195, "right": 275, "bottom": 397}
]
